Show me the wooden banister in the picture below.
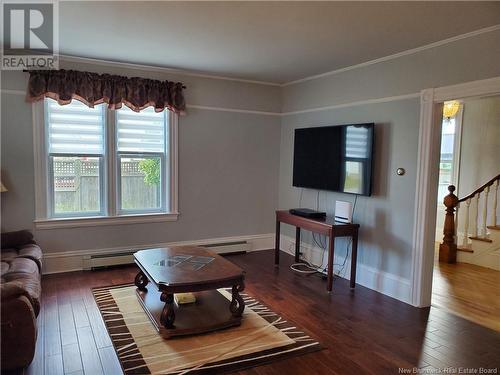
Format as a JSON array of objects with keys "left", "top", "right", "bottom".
[
  {"left": 458, "top": 174, "right": 500, "bottom": 203},
  {"left": 439, "top": 174, "right": 500, "bottom": 263}
]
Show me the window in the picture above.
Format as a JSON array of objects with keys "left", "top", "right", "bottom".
[
  {"left": 46, "top": 100, "right": 106, "bottom": 217},
  {"left": 35, "top": 98, "right": 178, "bottom": 228},
  {"left": 116, "top": 106, "right": 167, "bottom": 213}
]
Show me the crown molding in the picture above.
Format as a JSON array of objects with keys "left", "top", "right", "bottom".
[
  {"left": 58, "top": 54, "right": 282, "bottom": 87},
  {"left": 282, "top": 24, "right": 500, "bottom": 87}
]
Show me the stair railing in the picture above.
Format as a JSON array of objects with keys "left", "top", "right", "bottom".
[{"left": 439, "top": 174, "right": 500, "bottom": 263}]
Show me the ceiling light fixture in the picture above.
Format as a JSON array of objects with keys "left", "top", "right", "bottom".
[{"left": 443, "top": 100, "right": 460, "bottom": 119}]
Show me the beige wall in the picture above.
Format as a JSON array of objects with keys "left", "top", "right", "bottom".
[
  {"left": 458, "top": 95, "right": 500, "bottom": 197},
  {"left": 1, "top": 60, "right": 282, "bottom": 254}
]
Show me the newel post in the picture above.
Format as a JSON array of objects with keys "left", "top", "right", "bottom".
[{"left": 439, "top": 185, "right": 459, "bottom": 263}]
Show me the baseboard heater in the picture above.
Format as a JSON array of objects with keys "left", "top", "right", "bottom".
[{"left": 83, "top": 241, "right": 250, "bottom": 270}]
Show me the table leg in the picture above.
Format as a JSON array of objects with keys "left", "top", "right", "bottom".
[
  {"left": 160, "top": 292, "right": 175, "bottom": 328},
  {"left": 275, "top": 219, "right": 281, "bottom": 266},
  {"left": 230, "top": 280, "right": 245, "bottom": 317},
  {"left": 350, "top": 232, "right": 358, "bottom": 289},
  {"left": 327, "top": 234, "right": 335, "bottom": 292},
  {"left": 134, "top": 271, "right": 148, "bottom": 291},
  {"left": 295, "top": 227, "right": 301, "bottom": 262}
]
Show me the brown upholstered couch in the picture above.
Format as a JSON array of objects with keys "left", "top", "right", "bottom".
[{"left": 1, "top": 230, "right": 42, "bottom": 370}]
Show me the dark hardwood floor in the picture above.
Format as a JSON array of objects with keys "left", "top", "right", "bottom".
[{"left": 9, "top": 250, "right": 500, "bottom": 375}]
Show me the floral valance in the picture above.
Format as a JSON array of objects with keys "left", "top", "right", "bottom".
[{"left": 26, "top": 69, "right": 186, "bottom": 113}]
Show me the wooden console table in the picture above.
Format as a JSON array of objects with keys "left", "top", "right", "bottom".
[{"left": 274, "top": 210, "right": 360, "bottom": 292}]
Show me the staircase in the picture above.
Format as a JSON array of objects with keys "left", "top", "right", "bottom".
[{"left": 439, "top": 174, "right": 500, "bottom": 270}]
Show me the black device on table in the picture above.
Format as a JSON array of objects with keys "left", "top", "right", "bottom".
[{"left": 289, "top": 208, "right": 326, "bottom": 219}]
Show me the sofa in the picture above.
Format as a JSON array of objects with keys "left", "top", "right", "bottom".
[{"left": 1, "top": 230, "right": 42, "bottom": 370}]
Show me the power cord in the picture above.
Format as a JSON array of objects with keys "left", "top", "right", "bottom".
[
  {"left": 333, "top": 195, "right": 358, "bottom": 277},
  {"left": 291, "top": 189, "right": 327, "bottom": 274},
  {"left": 290, "top": 261, "right": 323, "bottom": 274},
  {"left": 314, "top": 191, "right": 327, "bottom": 249}
]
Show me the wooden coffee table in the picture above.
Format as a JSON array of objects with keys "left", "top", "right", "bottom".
[{"left": 133, "top": 246, "right": 245, "bottom": 338}]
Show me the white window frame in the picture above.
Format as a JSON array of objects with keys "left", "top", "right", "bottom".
[{"left": 33, "top": 100, "right": 179, "bottom": 229}]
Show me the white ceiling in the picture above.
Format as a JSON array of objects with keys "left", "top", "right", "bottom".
[{"left": 59, "top": 2, "right": 500, "bottom": 84}]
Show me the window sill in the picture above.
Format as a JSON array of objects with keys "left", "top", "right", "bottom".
[{"left": 34, "top": 212, "right": 179, "bottom": 230}]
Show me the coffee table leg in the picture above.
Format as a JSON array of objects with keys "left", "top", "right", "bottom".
[
  {"left": 160, "top": 292, "right": 175, "bottom": 328},
  {"left": 230, "top": 281, "right": 245, "bottom": 318},
  {"left": 134, "top": 271, "right": 148, "bottom": 291}
]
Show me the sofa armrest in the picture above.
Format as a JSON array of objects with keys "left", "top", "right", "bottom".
[
  {"left": 1, "top": 230, "right": 35, "bottom": 250},
  {"left": 1, "top": 281, "right": 31, "bottom": 301},
  {"left": 1, "top": 295, "right": 37, "bottom": 370}
]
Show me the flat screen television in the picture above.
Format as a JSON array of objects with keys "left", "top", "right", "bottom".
[{"left": 293, "top": 123, "right": 374, "bottom": 196}]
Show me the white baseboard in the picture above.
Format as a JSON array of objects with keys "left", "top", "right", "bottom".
[
  {"left": 42, "top": 233, "right": 275, "bottom": 274},
  {"left": 280, "top": 234, "right": 412, "bottom": 305}
]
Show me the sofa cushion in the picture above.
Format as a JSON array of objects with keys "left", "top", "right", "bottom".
[
  {"left": 2, "top": 244, "right": 42, "bottom": 272},
  {"left": 1, "top": 249, "right": 19, "bottom": 266},
  {"left": 2, "top": 257, "right": 38, "bottom": 277},
  {"left": 18, "top": 245, "right": 43, "bottom": 271},
  {"left": 1, "top": 258, "right": 41, "bottom": 316}
]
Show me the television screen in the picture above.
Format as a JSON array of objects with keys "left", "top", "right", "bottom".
[{"left": 293, "top": 123, "right": 374, "bottom": 196}]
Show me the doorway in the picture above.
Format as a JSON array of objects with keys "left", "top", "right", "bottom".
[
  {"left": 411, "top": 77, "right": 500, "bottom": 311},
  {"left": 432, "top": 95, "right": 500, "bottom": 331}
]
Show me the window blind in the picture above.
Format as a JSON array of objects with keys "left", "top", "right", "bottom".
[
  {"left": 46, "top": 99, "right": 105, "bottom": 155},
  {"left": 117, "top": 106, "right": 165, "bottom": 153}
]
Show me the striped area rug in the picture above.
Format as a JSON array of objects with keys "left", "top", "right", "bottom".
[{"left": 93, "top": 284, "right": 321, "bottom": 374}]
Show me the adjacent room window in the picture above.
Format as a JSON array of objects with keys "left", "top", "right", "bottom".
[
  {"left": 37, "top": 98, "right": 178, "bottom": 226},
  {"left": 438, "top": 116, "right": 460, "bottom": 203},
  {"left": 342, "top": 126, "right": 369, "bottom": 194}
]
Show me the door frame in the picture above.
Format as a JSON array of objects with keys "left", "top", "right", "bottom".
[{"left": 410, "top": 76, "right": 500, "bottom": 307}]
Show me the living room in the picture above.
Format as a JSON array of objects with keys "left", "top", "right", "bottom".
[{"left": 1, "top": 2, "right": 499, "bottom": 374}]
